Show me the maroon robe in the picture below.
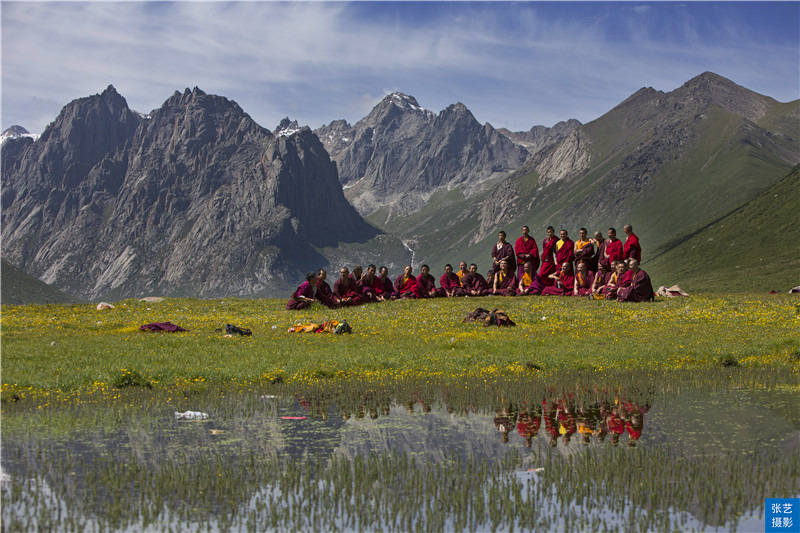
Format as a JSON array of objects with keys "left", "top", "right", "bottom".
[
  {"left": 541, "top": 273, "right": 575, "bottom": 296},
  {"left": 286, "top": 281, "right": 314, "bottom": 310},
  {"left": 377, "top": 276, "right": 394, "bottom": 298},
  {"left": 315, "top": 280, "right": 339, "bottom": 309},
  {"left": 575, "top": 241, "right": 594, "bottom": 266},
  {"left": 573, "top": 270, "right": 595, "bottom": 296},
  {"left": 412, "top": 273, "right": 438, "bottom": 298},
  {"left": 439, "top": 272, "right": 464, "bottom": 297},
  {"left": 624, "top": 233, "right": 642, "bottom": 262},
  {"left": 334, "top": 277, "right": 363, "bottom": 306},
  {"left": 493, "top": 270, "right": 517, "bottom": 296},
  {"left": 490, "top": 242, "right": 516, "bottom": 273},
  {"left": 538, "top": 237, "right": 558, "bottom": 286},
  {"left": 394, "top": 274, "right": 417, "bottom": 298},
  {"left": 514, "top": 236, "right": 539, "bottom": 280},
  {"left": 462, "top": 272, "right": 490, "bottom": 296},
  {"left": 602, "top": 269, "right": 632, "bottom": 300},
  {"left": 554, "top": 239, "right": 575, "bottom": 270},
  {"left": 358, "top": 275, "right": 381, "bottom": 302},
  {"left": 605, "top": 239, "right": 624, "bottom": 264},
  {"left": 592, "top": 240, "right": 608, "bottom": 272},
  {"left": 617, "top": 269, "right": 654, "bottom": 302}
]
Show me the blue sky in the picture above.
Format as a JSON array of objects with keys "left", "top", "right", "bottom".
[{"left": 2, "top": 2, "right": 798, "bottom": 133}]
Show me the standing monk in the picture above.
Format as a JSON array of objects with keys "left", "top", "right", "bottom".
[
  {"left": 623, "top": 224, "right": 642, "bottom": 263},
  {"left": 439, "top": 264, "right": 464, "bottom": 297},
  {"left": 604, "top": 228, "right": 624, "bottom": 265},
  {"left": 514, "top": 226, "right": 539, "bottom": 281},
  {"left": 412, "top": 264, "right": 438, "bottom": 298},
  {"left": 617, "top": 259, "right": 654, "bottom": 302},
  {"left": 574, "top": 228, "right": 594, "bottom": 266},
  {"left": 490, "top": 231, "right": 516, "bottom": 276},
  {"left": 590, "top": 231, "right": 608, "bottom": 272},
  {"left": 462, "top": 263, "right": 490, "bottom": 296},
  {"left": 492, "top": 260, "right": 517, "bottom": 296},
  {"left": 287, "top": 272, "right": 317, "bottom": 310},
  {"left": 394, "top": 265, "right": 417, "bottom": 298},
  {"left": 334, "top": 267, "right": 363, "bottom": 306},
  {"left": 538, "top": 226, "right": 558, "bottom": 287},
  {"left": 315, "top": 269, "right": 339, "bottom": 308},
  {"left": 555, "top": 229, "right": 575, "bottom": 271}
]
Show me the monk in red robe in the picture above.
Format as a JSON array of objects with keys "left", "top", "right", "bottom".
[
  {"left": 554, "top": 229, "right": 575, "bottom": 271},
  {"left": 492, "top": 260, "right": 517, "bottom": 296},
  {"left": 591, "top": 263, "right": 611, "bottom": 299},
  {"left": 514, "top": 225, "right": 539, "bottom": 280},
  {"left": 412, "top": 264, "right": 439, "bottom": 298},
  {"left": 572, "top": 260, "right": 595, "bottom": 296},
  {"left": 439, "top": 264, "right": 464, "bottom": 297},
  {"left": 490, "top": 230, "right": 516, "bottom": 275},
  {"left": 604, "top": 227, "right": 624, "bottom": 265},
  {"left": 574, "top": 227, "right": 594, "bottom": 266},
  {"left": 538, "top": 226, "right": 558, "bottom": 287},
  {"left": 315, "top": 269, "right": 339, "bottom": 308},
  {"left": 542, "top": 262, "right": 575, "bottom": 296},
  {"left": 286, "top": 272, "right": 317, "bottom": 310},
  {"left": 516, "top": 261, "right": 536, "bottom": 295},
  {"left": 334, "top": 267, "right": 363, "bottom": 306},
  {"left": 394, "top": 265, "right": 417, "bottom": 298},
  {"left": 456, "top": 261, "right": 469, "bottom": 285},
  {"left": 623, "top": 224, "right": 642, "bottom": 262},
  {"left": 376, "top": 266, "right": 394, "bottom": 301},
  {"left": 590, "top": 231, "right": 608, "bottom": 272},
  {"left": 358, "top": 264, "right": 381, "bottom": 303},
  {"left": 601, "top": 261, "right": 631, "bottom": 300},
  {"left": 462, "top": 263, "right": 490, "bottom": 296},
  {"left": 617, "top": 259, "right": 654, "bottom": 302}
]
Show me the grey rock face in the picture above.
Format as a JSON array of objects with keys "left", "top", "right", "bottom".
[
  {"left": 315, "top": 93, "right": 529, "bottom": 219},
  {"left": 2, "top": 86, "right": 378, "bottom": 299},
  {"left": 497, "top": 118, "right": 581, "bottom": 155}
]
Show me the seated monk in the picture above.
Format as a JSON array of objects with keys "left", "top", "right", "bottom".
[
  {"left": 456, "top": 261, "right": 469, "bottom": 285},
  {"left": 573, "top": 260, "right": 595, "bottom": 296},
  {"left": 315, "top": 269, "right": 339, "bottom": 308},
  {"left": 492, "top": 260, "right": 517, "bottom": 296},
  {"left": 286, "top": 272, "right": 317, "bottom": 310},
  {"left": 351, "top": 265, "right": 363, "bottom": 285},
  {"left": 394, "top": 265, "right": 417, "bottom": 299},
  {"left": 538, "top": 226, "right": 558, "bottom": 287},
  {"left": 515, "top": 225, "right": 539, "bottom": 280},
  {"left": 591, "top": 263, "right": 611, "bottom": 299},
  {"left": 462, "top": 263, "right": 490, "bottom": 296},
  {"left": 600, "top": 261, "right": 630, "bottom": 300},
  {"left": 377, "top": 266, "right": 394, "bottom": 300},
  {"left": 542, "top": 263, "right": 575, "bottom": 296},
  {"left": 574, "top": 228, "right": 594, "bottom": 267},
  {"left": 411, "top": 264, "right": 439, "bottom": 298},
  {"left": 334, "top": 267, "right": 363, "bottom": 306},
  {"left": 517, "top": 261, "right": 536, "bottom": 295},
  {"left": 439, "top": 264, "right": 464, "bottom": 297},
  {"left": 358, "top": 264, "right": 381, "bottom": 303},
  {"left": 617, "top": 259, "right": 654, "bottom": 302}
]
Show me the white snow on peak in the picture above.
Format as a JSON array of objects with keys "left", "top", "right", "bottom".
[
  {"left": 135, "top": 111, "right": 152, "bottom": 120},
  {"left": 341, "top": 137, "right": 350, "bottom": 143},
  {"left": 277, "top": 128, "right": 301, "bottom": 137},
  {"left": 0, "top": 131, "right": 39, "bottom": 145},
  {"left": 389, "top": 93, "right": 430, "bottom": 115}
]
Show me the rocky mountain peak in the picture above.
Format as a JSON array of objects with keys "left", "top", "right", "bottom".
[
  {"left": 275, "top": 118, "right": 301, "bottom": 137},
  {"left": 675, "top": 71, "right": 776, "bottom": 121},
  {"left": 3, "top": 125, "right": 29, "bottom": 137}
]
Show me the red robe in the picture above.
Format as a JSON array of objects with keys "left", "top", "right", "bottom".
[
  {"left": 493, "top": 271, "right": 517, "bottom": 296},
  {"left": 538, "top": 237, "right": 558, "bottom": 286},
  {"left": 491, "top": 242, "right": 516, "bottom": 273},
  {"left": 554, "top": 238, "right": 575, "bottom": 270},
  {"left": 334, "top": 277, "right": 363, "bottom": 306},
  {"left": 315, "top": 279, "right": 338, "bottom": 308},
  {"left": 624, "top": 233, "right": 642, "bottom": 262},
  {"left": 514, "top": 236, "right": 539, "bottom": 280},
  {"left": 542, "top": 272, "right": 575, "bottom": 296},
  {"left": 575, "top": 241, "right": 594, "bottom": 266},
  {"left": 573, "top": 270, "right": 595, "bottom": 296},
  {"left": 603, "top": 269, "right": 633, "bottom": 300},
  {"left": 411, "top": 273, "right": 438, "bottom": 298},
  {"left": 617, "top": 269, "right": 654, "bottom": 302},
  {"left": 592, "top": 240, "right": 608, "bottom": 272},
  {"left": 605, "top": 239, "right": 623, "bottom": 264},
  {"left": 376, "top": 276, "right": 394, "bottom": 298},
  {"left": 358, "top": 275, "right": 381, "bottom": 302},
  {"left": 394, "top": 274, "right": 417, "bottom": 298},
  {"left": 286, "top": 281, "right": 314, "bottom": 310},
  {"left": 462, "top": 272, "right": 490, "bottom": 296},
  {"left": 439, "top": 272, "right": 464, "bottom": 297}
]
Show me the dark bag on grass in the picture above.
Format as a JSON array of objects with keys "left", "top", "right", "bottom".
[
  {"left": 485, "top": 309, "right": 515, "bottom": 327},
  {"left": 463, "top": 307, "right": 491, "bottom": 323},
  {"left": 226, "top": 324, "right": 252, "bottom": 336}
]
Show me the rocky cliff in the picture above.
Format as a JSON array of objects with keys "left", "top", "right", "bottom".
[{"left": 1, "top": 86, "right": 383, "bottom": 299}]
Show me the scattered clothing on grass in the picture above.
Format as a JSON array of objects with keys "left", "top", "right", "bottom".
[
  {"left": 288, "top": 320, "right": 351, "bottom": 334},
  {"left": 140, "top": 322, "right": 188, "bottom": 332}
]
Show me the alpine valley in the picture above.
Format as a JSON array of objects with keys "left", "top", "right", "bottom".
[{"left": 2, "top": 72, "right": 798, "bottom": 301}]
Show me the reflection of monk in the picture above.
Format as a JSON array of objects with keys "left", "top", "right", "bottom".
[
  {"left": 542, "top": 398, "right": 560, "bottom": 447},
  {"left": 557, "top": 399, "right": 577, "bottom": 445},
  {"left": 606, "top": 406, "right": 625, "bottom": 446},
  {"left": 622, "top": 401, "right": 650, "bottom": 447},
  {"left": 517, "top": 405, "right": 543, "bottom": 448},
  {"left": 494, "top": 404, "right": 519, "bottom": 443}
]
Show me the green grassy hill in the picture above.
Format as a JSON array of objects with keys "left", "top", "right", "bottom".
[
  {"left": 1, "top": 260, "right": 81, "bottom": 305},
  {"left": 645, "top": 165, "right": 800, "bottom": 293}
]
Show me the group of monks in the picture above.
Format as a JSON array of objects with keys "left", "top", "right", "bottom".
[{"left": 286, "top": 224, "right": 654, "bottom": 310}]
